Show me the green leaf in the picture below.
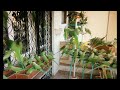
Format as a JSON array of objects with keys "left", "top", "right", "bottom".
[
  {"left": 3, "top": 75, "right": 8, "bottom": 79},
  {"left": 78, "top": 27, "right": 83, "bottom": 33},
  {"left": 64, "top": 28, "right": 69, "bottom": 40},
  {"left": 89, "top": 52, "right": 94, "bottom": 59},
  {"left": 74, "top": 28, "right": 79, "bottom": 35},
  {"left": 35, "top": 55, "right": 40, "bottom": 62},
  {"left": 39, "top": 62, "right": 44, "bottom": 66},
  {"left": 10, "top": 66, "right": 23, "bottom": 73},
  {"left": 84, "top": 17, "right": 87, "bottom": 21},
  {"left": 69, "top": 30, "right": 75, "bottom": 37},
  {"left": 80, "top": 51, "right": 86, "bottom": 59},
  {"left": 85, "top": 28, "right": 91, "bottom": 35},
  {"left": 47, "top": 54, "right": 54, "bottom": 60},
  {"left": 12, "top": 41, "right": 24, "bottom": 64},
  {"left": 41, "top": 51, "right": 49, "bottom": 62},
  {"left": 33, "top": 62, "right": 41, "bottom": 70},
  {"left": 27, "top": 67, "right": 36, "bottom": 74},
  {"left": 68, "top": 49, "right": 74, "bottom": 55},
  {"left": 73, "top": 49, "right": 78, "bottom": 58},
  {"left": 62, "top": 48, "right": 68, "bottom": 55},
  {"left": 112, "top": 64, "right": 117, "bottom": 68},
  {"left": 102, "top": 61, "right": 110, "bottom": 66},
  {"left": 73, "top": 32, "right": 79, "bottom": 48},
  {"left": 3, "top": 50, "right": 12, "bottom": 60}
]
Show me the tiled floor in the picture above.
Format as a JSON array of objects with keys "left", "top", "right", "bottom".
[
  {"left": 52, "top": 70, "right": 69, "bottom": 79},
  {"left": 52, "top": 70, "right": 99, "bottom": 79}
]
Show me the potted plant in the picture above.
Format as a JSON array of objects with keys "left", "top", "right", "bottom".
[
  {"left": 61, "top": 11, "right": 91, "bottom": 79},
  {"left": 83, "top": 47, "right": 117, "bottom": 79},
  {"left": 3, "top": 40, "right": 43, "bottom": 79},
  {"left": 61, "top": 11, "right": 117, "bottom": 79}
]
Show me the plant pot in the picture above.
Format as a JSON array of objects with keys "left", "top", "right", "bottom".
[
  {"left": 16, "top": 70, "right": 39, "bottom": 79},
  {"left": 71, "top": 76, "right": 77, "bottom": 79},
  {"left": 3, "top": 70, "right": 15, "bottom": 77},
  {"left": 95, "top": 45, "right": 115, "bottom": 53},
  {"left": 8, "top": 73, "right": 17, "bottom": 79},
  {"left": 7, "top": 64, "right": 39, "bottom": 79}
]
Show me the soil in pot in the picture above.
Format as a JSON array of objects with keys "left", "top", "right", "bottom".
[{"left": 16, "top": 70, "right": 39, "bottom": 79}]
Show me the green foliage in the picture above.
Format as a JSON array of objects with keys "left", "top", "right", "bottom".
[
  {"left": 3, "top": 75, "right": 8, "bottom": 79},
  {"left": 112, "top": 64, "right": 117, "bottom": 68},
  {"left": 47, "top": 52, "right": 54, "bottom": 60},
  {"left": 35, "top": 55, "right": 41, "bottom": 62},
  {"left": 3, "top": 40, "right": 25, "bottom": 69},
  {"left": 11, "top": 41, "right": 23, "bottom": 62},
  {"left": 32, "top": 62, "right": 42, "bottom": 70},
  {"left": 89, "top": 37, "right": 106, "bottom": 47},
  {"left": 26, "top": 67, "right": 36, "bottom": 74},
  {"left": 3, "top": 51, "right": 12, "bottom": 60},
  {"left": 41, "top": 51, "right": 49, "bottom": 63},
  {"left": 85, "top": 28, "right": 91, "bottom": 35},
  {"left": 62, "top": 11, "right": 117, "bottom": 79},
  {"left": 10, "top": 66, "right": 23, "bottom": 73}
]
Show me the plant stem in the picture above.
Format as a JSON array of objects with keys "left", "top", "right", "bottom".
[
  {"left": 81, "top": 25, "right": 83, "bottom": 42},
  {"left": 82, "top": 60, "right": 85, "bottom": 79},
  {"left": 69, "top": 56, "right": 74, "bottom": 79},
  {"left": 73, "top": 59, "right": 77, "bottom": 78},
  {"left": 90, "top": 63, "right": 94, "bottom": 79}
]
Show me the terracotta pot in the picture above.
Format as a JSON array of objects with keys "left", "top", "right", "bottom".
[
  {"left": 15, "top": 70, "right": 39, "bottom": 79},
  {"left": 8, "top": 74, "right": 17, "bottom": 79},
  {"left": 7, "top": 64, "right": 39, "bottom": 79},
  {"left": 71, "top": 76, "right": 77, "bottom": 79},
  {"left": 3, "top": 70, "right": 15, "bottom": 77},
  {"left": 96, "top": 45, "right": 115, "bottom": 53},
  {"left": 28, "top": 71, "right": 39, "bottom": 79},
  {"left": 16, "top": 74, "right": 28, "bottom": 79}
]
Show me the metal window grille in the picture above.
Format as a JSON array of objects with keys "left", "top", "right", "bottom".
[{"left": 3, "top": 11, "right": 52, "bottom": 66}]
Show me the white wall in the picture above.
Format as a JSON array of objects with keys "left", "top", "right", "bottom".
[
  {"left": 85, "top": 11, "right": 109, "bottom": 41},
  {"left": 76, "top": 11, "right": 117, "bottom": 42},
  {"left": 107, "top": 11, "right": 117, "bottom": 41},
  {"left": 52, "top": 11, "right": 64, "bottom": 75}
]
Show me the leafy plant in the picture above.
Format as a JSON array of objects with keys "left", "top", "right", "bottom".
[
  {"left": 89, "top": 37, "right": 106, "bottom": 48},
  {"left": 61, "top": 11, "right": 92, "bottom": 79}
]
